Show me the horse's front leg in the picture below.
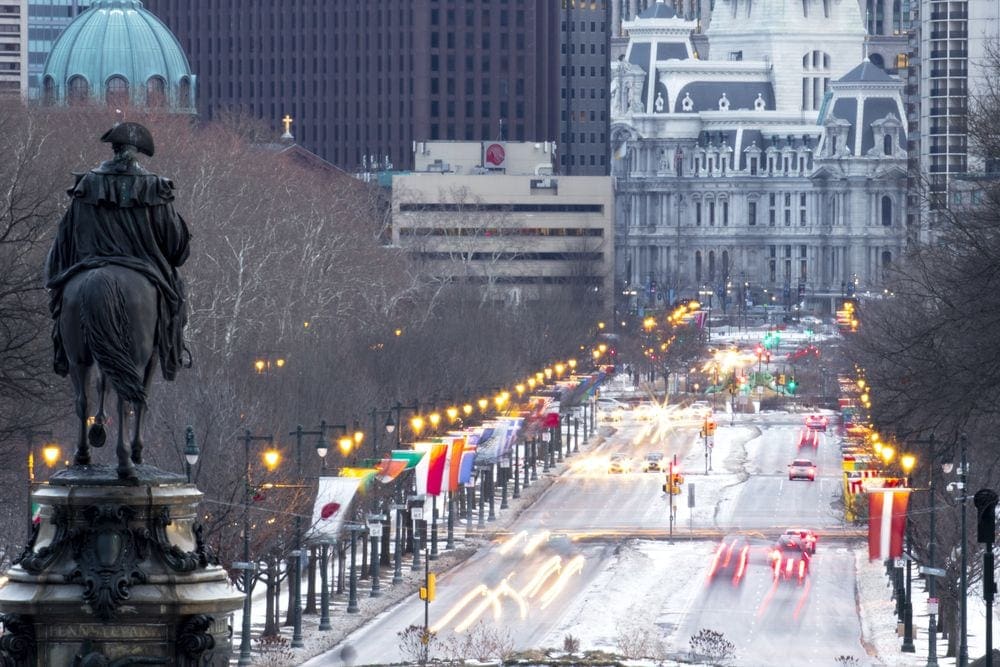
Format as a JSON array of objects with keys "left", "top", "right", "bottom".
[
  {"left": 116, "top": 395, "right": 136, "bottom": 480},
  {"left": 69, "top": 363, "right": 92, "bottom": 465},
  {"left": 130, "top": 357, "right": 156, "bottom": 466},
  {"left": 88, "top": 371, "right": 108, "bottom": 448}
]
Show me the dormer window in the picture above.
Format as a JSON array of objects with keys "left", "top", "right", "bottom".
[{"left": 884, "top": 134, "right": 893, "bottom": 155}]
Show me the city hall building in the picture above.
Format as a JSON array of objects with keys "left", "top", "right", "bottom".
[{"left": 612, "top": 0, "right": 908, "bottom": 314}]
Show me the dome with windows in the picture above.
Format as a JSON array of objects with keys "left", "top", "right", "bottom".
[{"left": 41, "top": 0, "right": 196, "bottom": 112}]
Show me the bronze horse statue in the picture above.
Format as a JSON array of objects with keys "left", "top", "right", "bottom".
[
  {"left": 46, "top": 123, "right": 191, "bottom": 480},
  {"left": 59, "top": 266, "right": 159, "bottom": 479}
]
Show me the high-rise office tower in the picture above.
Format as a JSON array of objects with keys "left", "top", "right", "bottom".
[
  {"left": 906, "top": 0, "right": 1000, "bottom": 239},
  {"left": 560, "top": 0, "right": 611, "bottom": 175},
  {"left": 0, "top": 1, "right": 27, "bottom": 95},
  {"left": 25, "top": 0, "right": 89, "bottom": 99},
  {"left": 143, "top": 1, "right": 561, "bottom": 172}
]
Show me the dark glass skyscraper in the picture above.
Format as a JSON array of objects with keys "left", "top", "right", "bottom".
[{"left": 144, "top": 1, "right": 569, "bottom": 172}]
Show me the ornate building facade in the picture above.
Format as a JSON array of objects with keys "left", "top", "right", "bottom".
[{"left": 612, "top": 0, "right": 908, "bottom": 314}]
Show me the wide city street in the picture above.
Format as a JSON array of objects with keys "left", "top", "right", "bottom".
[{"left": 305, "top": 395, "right": 868, "bottom": 666}]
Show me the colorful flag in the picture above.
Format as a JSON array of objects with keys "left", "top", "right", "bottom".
[
  {"left": 425, "top": 444, "right": 448, "bottom": 496},
  {"left": 447, "top": 438, "right": 466, "bottom": 492},
  {"left": 459, "top": 443, "right": 478, "bottom": 484},
  {"left": 308, "top": 476, "right": 363, "bottom": 542},
  {"left": 375, "top": 458, "right": 407, "bottom": 483},
  {"left": 868, "top": 489, "right": 910, "bottom": 560}
]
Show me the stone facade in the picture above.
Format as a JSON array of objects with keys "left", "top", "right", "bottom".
[{"left": 612, "top": 0, "right": 908, "bottom": 314}]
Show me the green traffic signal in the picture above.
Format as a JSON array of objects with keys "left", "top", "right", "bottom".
[{"left": 787, "top": 379, "right": 797, "bottom": 394}]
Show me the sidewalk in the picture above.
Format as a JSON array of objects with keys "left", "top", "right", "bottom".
[{"left": 231, "top": 427, "right": 612, "bottom": 665}]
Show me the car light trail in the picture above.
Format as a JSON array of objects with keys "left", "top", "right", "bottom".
[
  {"left": 518, "top": 555, "right": 562, "bottom": 598},
  {"left": 538, "top": 554, "right": 585, "bottom": 609},
  {"left": 522, "top": 530, "right": 550, "bottom": 555},
  {"left": 498, "top": 530, "right": 527, "bottom": 555},
  {"left": 453, "top": 577, "right": 529, "bottom": 633},
  {"left": 432, "top": 584, "right": 490, "bottom": 632}
]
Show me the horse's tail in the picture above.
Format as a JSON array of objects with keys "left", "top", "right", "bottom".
[{"left": 80, "top": 270, "right": 146, "bottom": 404}]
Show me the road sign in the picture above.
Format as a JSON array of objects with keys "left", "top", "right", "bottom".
[
  {"left": 920, "top": 566, "right": 946, "bottom": 577},
  {"left": 412, "top": 507, "right": 424, "bottom": 520},
  {"left": 928, "top": 597, "right": 939, "bottom": 615},
  {"left": 894, "top": 557, "right": 904, "bottom": 568},
  {"left": 231, "top": 561, "right": 255, "bottom": 571},
  {"left": 708, "top": 435, "right": 715, "bottom": 449}
]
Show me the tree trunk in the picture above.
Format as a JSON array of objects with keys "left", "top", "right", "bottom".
[{"left": 304, "top": 546, "right": 317, "bottom": 614}]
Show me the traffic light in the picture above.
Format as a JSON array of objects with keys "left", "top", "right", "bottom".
[
  {"left": 778, "top": 374, "right": 786, "bottom": 386},
  {"left": 787, "top": 378, "right": 797, "bottom": 394},
  {"left": 419, "top": 573, "right": 437, "bottom": 601},
  {"left": 706, "top": 420, "right": 716, "bottom": 436},
  {"left": 975, "top": 489, "right": 998, "bottom": 544}
]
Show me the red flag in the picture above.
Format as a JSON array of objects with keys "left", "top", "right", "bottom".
[
  {"left": 426, "top": 444, "right": 448, "bottom": 496},
  {"left": 320, "top": 502, "right": 341, "bottom": 520},
  {"left": 868, "top": 489, "right": 910, "bottom": 560}
]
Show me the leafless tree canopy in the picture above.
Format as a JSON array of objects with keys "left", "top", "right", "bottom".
[
  {"left": 843, "top": 43, "right": 1000, "bottom": 657},
  {"left": 0, "top": 101, "right": 601, "bottom": 571}
]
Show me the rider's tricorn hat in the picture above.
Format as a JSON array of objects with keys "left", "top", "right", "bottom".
[{"left": 100, "top": 122, "right": 155, "bottom": 157}]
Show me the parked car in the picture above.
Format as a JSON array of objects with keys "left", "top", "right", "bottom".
[
  {"left": 641, "top": 452, "right": 665, "bottom": 472},
  {"left": 788, "top": 459, "right": 817, "bottom": 481}
]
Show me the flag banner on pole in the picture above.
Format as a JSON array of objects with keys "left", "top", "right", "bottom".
[
  {"left": 867, "top": 488, "right": 910, "bottom": 560},
  {"left": 375, "top": 458, "right": 407, "bottom": 483},
  {"left": 458, "top": 443, "right": 478, "bottom": 484},
  {"left": 390, "top": 450, "right": 424, "bottom": 469},
  {"left": 308, "top": 475, "right": 363, "bottom": 543},
  {"left": 446, "top": 438, "right": 465, "bottom": 492},
  {"left": 411, "top": 445, "right": 432, "bottom": 496},
  {"left": 413, "top": 443, "right": 448, "bottom": 496}
]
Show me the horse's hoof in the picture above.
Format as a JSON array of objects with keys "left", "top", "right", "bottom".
[
  {"left": 75, "top": 453, "right": 91, "bottom": 466},
  {"left": 88, "top": 424, "right": 106, "bottom": 448},
  {"left": 131, "top": 451, "right": 143, "bottom": 465},
  {"left": 117, "top": 466, "right": 138, "bottom": 482}
]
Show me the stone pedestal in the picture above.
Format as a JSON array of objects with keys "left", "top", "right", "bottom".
[{"left": 0, "top": 465, "right": 243, "bottom": 666}]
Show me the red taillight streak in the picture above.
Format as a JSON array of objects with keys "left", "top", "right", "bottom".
[
  {"left": 734, "top": 546, "right": 749, "bottom": 582},
  {"left": 785, "top": 560, "right": 793, "bottom": 577}
]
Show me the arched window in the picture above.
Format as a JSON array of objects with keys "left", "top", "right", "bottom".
[
  {"left": 43, "top": 76, "right": 56, "bottom": 106},
  {"left": 146, "top": 76, "right": 166, "bottom": 107},
  {"left": 178, "top": 77, "right": 191, "bottom": 108},
  {"left": 881, "top": 196, "right": 893, "bottom": 226},
  {"left": 801, "top": 50, "right": 831, "bottom": 111},
  {"left": 105, "top": 76, "right": 129, "bottom": 109},
  {"left": 870, "top": 53, "right": 885, "bottom": 69},
  {"left": 883, "top": 134, "right": 893, "bottom": 155},
  {"left": 695, "top": 251, "right": 703, "bottom": 283},
  {"left": 708, "top": 250, "right": 716, "bottom": 282},
  {"left": 67, "top": 75, "right": 89, "bottom": 106}
]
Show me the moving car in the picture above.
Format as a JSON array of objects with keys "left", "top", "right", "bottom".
[
  {"left": 783, "top": 528, "right": 818, "bottom": 554},
  {"left": 805, "top": 414, "right": 829, "bottom": 431},
  {"left": 770, "top": 534, "right": 811, "bottom": 583},
  {"left": 641, "top": 452, "right": 665, "bottom": 472},
  {"left": 797, "top": 427, "right": 819, "bottom": 449},
  {"left": 688, "top": 401, "right": 712, "bottom": 419},
  {"left": 597, "top": 398, "right": 627, "bottom": 423},
  {"left": 608, "top": 454, "right": 631, "bottom": 474},
  {"left": 708, "top": 535, "right": 751, "bottom": 586},
  {"left": 788, "top": 459, "right": 817, "bottom": 481}
]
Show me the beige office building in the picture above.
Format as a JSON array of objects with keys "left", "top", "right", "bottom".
[{"left": 392, "top": 141, "right": 614, "bottom": 313}]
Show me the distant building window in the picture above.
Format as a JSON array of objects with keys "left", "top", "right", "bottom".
[
  {"left": 881, "top": 196, "right": 893, "bottom": 226},
  {"left": 748, "top": 201, "right": 757, "bottom": 226},
  {"left": 43, "top": 75, "right": 56, "bottom": 105},
  {"left": 178, "top": 77, "right": 191, "bottom": 107},
  {"left": 106, "top": 76, "right": 129, "bottom": 109},
  {"left": 146, "top": 76, "right": 166, "bottom": 108},
  {"left": 68, "top": 75, "right": 88, "bottom": 105}
]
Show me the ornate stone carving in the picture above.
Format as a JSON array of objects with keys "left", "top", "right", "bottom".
[
  {"left": 0, "top": 613, "right": 35, "bottom": 667},
  {"left": 14, "top": 504, "right": 71, "bottom": 575},
  {"left": 66, "top": 506, "right": 148, "bottom": 622},
  {"left": 72, "top": 640, "right": 168, "bottom": 666},
  {"left": 149, "top": 508, "right": 217, "bottom": 572},
  {"left": 177, "top": 615, "right": 215, "bottom": 661}
]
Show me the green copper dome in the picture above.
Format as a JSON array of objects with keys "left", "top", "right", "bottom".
[{"left": 41, "top": 0, "right": 196, "bottom": 112}]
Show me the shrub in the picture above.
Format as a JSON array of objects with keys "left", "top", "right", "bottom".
[{"left": 688, "top": 628, "right": 736, "bottom": 664}]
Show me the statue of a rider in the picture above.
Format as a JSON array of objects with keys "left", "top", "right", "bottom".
[{"left": 45, "top": 122, "right": 191, "bottom": 382}]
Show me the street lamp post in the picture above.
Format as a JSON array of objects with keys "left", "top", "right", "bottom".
[
  {"left": 183, "top": 425, "right": 200, "bottom": 484},
  {"left": 901, "top": 453, "right": 916, "bottom": 653},
  {"left": 959, "top": 434, "right": 969, "bottom": 667},
  {"left": 391, "top": 502, "right": 405, "bottom": 584},
  {"left": 512, "top": 437, "right": 521, "bottom": 499},
  {"left": 368, "top": 515, "right": 383, "bottom": 597},
  {"left": 318, "top": 542, "right": 331, "bottom": 631},
  {"left": 346, "top": 523, "right": 363, "bottom": 613},
  {"left": 236, "top": 430, "right": 275, "bottom": 667}
]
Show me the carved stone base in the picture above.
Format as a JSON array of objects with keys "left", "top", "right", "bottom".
[{"left": 0, "top": 465, "right": 243, "bottom": 666}]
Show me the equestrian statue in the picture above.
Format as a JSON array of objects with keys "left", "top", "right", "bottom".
[{"left": 45, "top": 123, "right": 191, "bottom": 480}]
